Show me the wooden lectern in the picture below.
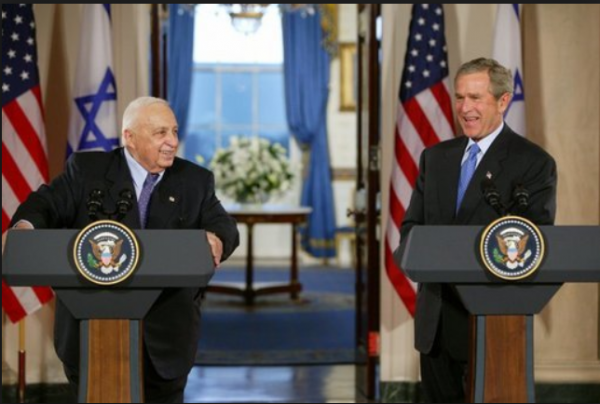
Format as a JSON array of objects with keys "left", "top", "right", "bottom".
[
  {"left": 395, "top": 225, "right": 600, "bottom": 403},
  {"left": 3, "top": 229, "right": 215, "bottom": 403}
]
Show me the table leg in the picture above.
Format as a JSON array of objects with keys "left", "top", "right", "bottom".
[{"left": 245, "top": 222, "right": 255, "bottom": 305}]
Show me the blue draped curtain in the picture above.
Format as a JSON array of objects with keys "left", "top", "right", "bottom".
[
  {"left": 167, "top": 5, "right": 194, "bottom": 142},
  {"left": 282, "top": 11, "right": 336, "bottom": 258}
]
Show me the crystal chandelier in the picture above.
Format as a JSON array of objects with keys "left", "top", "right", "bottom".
[
  {"left": 221, "top": 4, "right": 318, "bottom": 36},
  {"left": 222, "top": 4, "right": 270, "bottom": 35}
]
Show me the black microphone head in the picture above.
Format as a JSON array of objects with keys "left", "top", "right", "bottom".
[
  {"left": 512, "top": 183, "right": 529, "bottom": 210},
  {"left": 87, "top": 188, "right": 105, "bottom": 220},
  {"left": 480, "top": 177, "right": 505, "bottom": 216},
  {"left": 480, "top": 177, "right": 495, "bottom": 192},
  {"left": 481, "top": 177, "right": 500, "bottom": 203},
  {"left": 90, "top": 189, "right": 104, "bottom": 199},
  {"left": 116, "top": 189, "right": 134, "bottom": 216},
  {"left": 119, "top": 189, "right": 134, "bottom": 201},
  {"left": 513, "top": 183, "right": 529, "bottom": 198}
]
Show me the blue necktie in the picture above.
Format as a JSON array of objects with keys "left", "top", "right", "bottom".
[
  {"left": 456, "top": 143, "right": 480, "bottom": 212},
  {"left": 139, "top": 173, "right": 159, "bottom": 228}
]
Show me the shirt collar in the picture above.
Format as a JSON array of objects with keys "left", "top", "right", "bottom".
[
  {"left": 123, "top": 148, "right": 164, "bottom": 196},
  {"left": 466, "top": 121, "right": 504, "bottom": 156}
]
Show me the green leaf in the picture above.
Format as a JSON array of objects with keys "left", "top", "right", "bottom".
[{"left": 87, "top": 253, "right": 98, "bottom": 268}]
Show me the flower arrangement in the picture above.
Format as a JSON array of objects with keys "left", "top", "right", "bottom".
[{"left": 210, "top": 136, "right": 294, "bottom": 204}]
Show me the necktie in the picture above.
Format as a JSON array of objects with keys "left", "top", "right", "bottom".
[
  {"left": 139, "top": 173, "right": 159, "bottom": 228},
  {"left": 456, "top": 143, "right": 481, "bottom": 212}
]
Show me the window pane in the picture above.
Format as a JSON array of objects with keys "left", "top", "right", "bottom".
[
  {"left": 184, "top": 129, "right": 216, "bottom": 167},
  {"left": 222, "top": 72, "right": 252, "bottom": 125},
  {"left": 188, "top": 69, "right": 216, "bottom": 128},
  {"left": 258, "top": 71, "right": 286, "bottom": 126}
]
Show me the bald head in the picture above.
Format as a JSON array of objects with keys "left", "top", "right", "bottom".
[
  {"left": 122, "top": 97, "right": 171, "bottom": 146},
  {"left": 121, "top": 96, "right": 179, "bottom": 173}
]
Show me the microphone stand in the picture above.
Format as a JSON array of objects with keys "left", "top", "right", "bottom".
[{"left": 86, "top": 189, "right": 134, "bottom": 222}]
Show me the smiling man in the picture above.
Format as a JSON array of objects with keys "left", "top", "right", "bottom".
[
  {"left": 10, "top": 96, "right": 239, "bottom": 402},
  {"left": 397, "top": 58, "right": 557, "bottom": 403}
]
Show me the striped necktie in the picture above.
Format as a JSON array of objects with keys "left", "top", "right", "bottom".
[{"left": 138, "top": 173, "right": 159, "bottom": 228}]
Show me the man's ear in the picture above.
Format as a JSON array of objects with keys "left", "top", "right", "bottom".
[
  {"left": 122, "top": 129, "right": 133, "bottom": 148},
  {"left": 498, "top": 92, "right": 512, "bottom": 114}
]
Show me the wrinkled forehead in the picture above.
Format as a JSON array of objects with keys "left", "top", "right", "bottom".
[{"left": 138, "top": 103, "right": 178, "bottom": 129}]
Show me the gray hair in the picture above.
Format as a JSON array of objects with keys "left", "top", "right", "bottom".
[
  {"left": 455, "top": 58, "right": 514, "bottom": 99},
  {"left": 121, "top": 96, "right": 170, "bottom": 143}
]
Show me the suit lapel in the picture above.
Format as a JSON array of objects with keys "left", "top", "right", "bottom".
[
  {"left": 439, "top": 139, "right": 467, "bottom": 222},
  {"left": 456, "top": 128, "right": 511, "bottom": 223},
  {"left": 105, "top": 149, "right": 140, "bottom": 228},
  {"left": 146, "top": 167, "right": 181, "bottom": 229}
]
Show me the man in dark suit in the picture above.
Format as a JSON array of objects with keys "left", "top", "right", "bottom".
[
  {"left": 397, "top": 58, "right": 557, "bottom": 402},
  {"left": 9, "top": 96, "right": 240, "bottom": 402}
]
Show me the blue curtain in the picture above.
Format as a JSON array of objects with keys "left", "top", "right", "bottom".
[
  {"left": 282, "top": 11, "right": 336, "bottom": 258},
  {"left": 167, "top": 4, "right": 194, "bottom": 142}
]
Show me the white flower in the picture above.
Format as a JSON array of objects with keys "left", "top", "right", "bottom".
[{"left": 210, "top": 136, "right": 294, "bottom": 203}]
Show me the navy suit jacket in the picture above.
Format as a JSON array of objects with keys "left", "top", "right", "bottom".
[
  {"left": 396, "top": 125, "right": 557, "bottom": 360},
  {"left": 11, "top": 148, "right": 240, "bottom": 379}
]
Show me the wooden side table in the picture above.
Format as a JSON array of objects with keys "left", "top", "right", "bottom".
[{"left": 207, "top": 205, "right": 312, "bottom": 305}]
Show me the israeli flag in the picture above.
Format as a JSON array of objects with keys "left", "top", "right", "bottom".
[
  {"left": 492, "top": 4, "right": 526, "bottom": 136},
  {"left": 67, "top": 4, "right": 119, "bottom": 156}
]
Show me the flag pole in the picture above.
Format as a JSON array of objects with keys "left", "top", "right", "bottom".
[{"left": 18, "top": 319, "right": 26, "bottom": 403}]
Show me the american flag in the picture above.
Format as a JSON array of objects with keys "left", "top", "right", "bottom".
[
  {"left": 385, "top": 4, "right": 455, "bottom": 315},
  {"left": 2, "top": 4, "right": 54, "bottom": 323}
]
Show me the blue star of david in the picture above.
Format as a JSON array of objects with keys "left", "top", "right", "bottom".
[
  {"left": 505, "top": 69, "right": 525, "bottom": 117},
  {"left": 74, "top": 68, "right": 119, "bottom": 151}
]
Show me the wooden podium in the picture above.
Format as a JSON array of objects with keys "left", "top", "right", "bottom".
[
  {"left": 395, "top": 225, "right": 600, "bottom": 403},
  {"left": 3, "top": 229, "right": 215, "bottom": 403}
]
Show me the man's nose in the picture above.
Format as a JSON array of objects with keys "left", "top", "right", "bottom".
[
  {"left": 167, "top": 131, "right": 179, "bottom": 146},
  {"left": 460, "top": 98, "right": 474, "bottom": 112}
]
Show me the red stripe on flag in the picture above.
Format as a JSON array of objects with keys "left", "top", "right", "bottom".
[
  {"left": 403, "top": 97, "right": 442, "bottom": 148},
  {"left": 430, "top": 81, "right": 455, "bottom": 130},
  {"left": 395, "top": 133, "right": 419, "bottom": 187},
  {"left": 389, "top": 190, "right": 405, "bottom": 229},
  {"left": 2, "top": 280, "right": 27, "bottom": 323},
  {"left": 2, "top": 143, "right": 33, "bottom": 201},
  {"left": 33, "top": 286, "right": 54, "bottom": 305},
  {"left": 31, "top": 86, "right": 46, "bottom": 121},
  {"left": 3, "top": 99, "right": 49, "bottom": 181},
  {"left": 384, "top": 241, "right": 416, "bottom": 316}
]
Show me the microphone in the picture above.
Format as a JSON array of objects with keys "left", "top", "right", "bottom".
[
  {"left": 115, "top": 189, "right": 134, "bottom": 221},
  {"left": 512, "top": 183, "right": 529, "bottom": 214},
  {"left": 481, "top": 178, "right": 505, "bottom": 216},
  {"left": 86, "top": 189, "right": 104, "bottom": 220}
]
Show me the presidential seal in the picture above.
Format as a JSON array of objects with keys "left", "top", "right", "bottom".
[
  {"left": 73, "top": 220, "right": 140, "bottom": 285},
  {"left": 480, "top": 216, "right": 545, "bottom": 280}
]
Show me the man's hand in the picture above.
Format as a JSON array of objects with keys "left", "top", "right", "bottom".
[{"left": 206, "top": 231, "right": 223, "bottom": 267}]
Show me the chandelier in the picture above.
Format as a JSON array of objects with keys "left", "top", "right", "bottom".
[
  {"left": 221, "top": 4, "right": 317, "bottom": 36},
  {"left": 222, "top": 4, "right": 269, "bottom": 35}
]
